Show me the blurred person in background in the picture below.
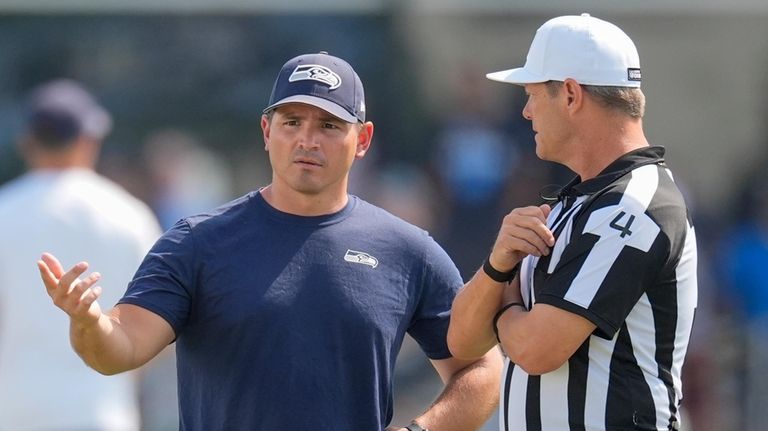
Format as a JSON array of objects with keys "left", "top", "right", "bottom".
[
  {"left": 370, "top": 162, "right": 440, "bottom": 232},
  {"left": 448, "top": 14, "right": 697, "bottom": 430},
  {"left": 431, "top": 66, "right": 520, "bottom": 279},
  {"left": 37, "top": 52, "right": 502, "bottom": 431},
  {"left": 0, "top": 79, "right": 162, "bottom": 430},
  {"left": 720, "top": 173, "right": 768, "bottom": 431},
  {"left": 142, "top": 129, "right": 233, "bottom": 230}
]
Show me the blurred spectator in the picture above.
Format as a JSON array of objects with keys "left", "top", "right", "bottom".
[
  {"left": 142, "top": 129, "right": 233, "bottom": 229},
  {"left": 0, "top": 79, "right": 162, "bottom": 430},
  {"left": 431, "top": 66, "right": 521, "bottom": 278},
  {"left": 719, "top": 173, "right": 768, "bottom": 430},
  {"left": 369, "top": 162, "right": 440, "bottom": 232}
]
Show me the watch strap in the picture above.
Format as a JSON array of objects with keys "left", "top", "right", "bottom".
[
  {"left": 405, "top": 422, "right": 428, "bottom": 431},
  {"left": 482, "top": 258, "right": 519, "bottom": 283}
]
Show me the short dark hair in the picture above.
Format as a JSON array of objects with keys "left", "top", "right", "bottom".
[{"left": 27, "top": 109, "right": 82, "bottom": 149}]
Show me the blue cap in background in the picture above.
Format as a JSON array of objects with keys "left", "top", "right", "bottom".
[{"left": 26, "top": 79, "right": 112, "bottom": 144}]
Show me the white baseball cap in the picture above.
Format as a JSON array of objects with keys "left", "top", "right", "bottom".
[{"left": 487, "top": 13, "right": 642, "bottom": 88}]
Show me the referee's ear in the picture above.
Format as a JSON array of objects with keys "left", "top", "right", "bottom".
[{"left": 563, "top": 78, "right": 584, "bottom": 113}]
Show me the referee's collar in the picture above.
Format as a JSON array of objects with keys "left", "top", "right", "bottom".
[{"left": 561, "top": 146, "right": 665, "bottom": 197}]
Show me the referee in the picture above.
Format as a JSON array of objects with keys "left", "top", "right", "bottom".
[{"left": 447, "top": 14, "right": 697, "bottom": 431}]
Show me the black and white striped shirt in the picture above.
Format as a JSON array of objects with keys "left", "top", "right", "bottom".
[{"left": 501, "top": 146, "right": 697, "bottom": 431}]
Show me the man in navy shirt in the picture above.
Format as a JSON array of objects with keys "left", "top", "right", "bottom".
[{"left": 38, "top": 52, "right": 502, "bottom": 431}]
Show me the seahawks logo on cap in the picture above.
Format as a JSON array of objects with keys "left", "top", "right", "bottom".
[{"left": 289, "top": 64, "right": 342, "bottom": 89}]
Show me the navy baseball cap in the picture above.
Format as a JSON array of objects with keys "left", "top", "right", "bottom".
[
  {"left": 26, "top": 79, "right": 112, "bottom": 144},
  {"left": 263, "top": 52, "right": 366, "bottom": 123}
]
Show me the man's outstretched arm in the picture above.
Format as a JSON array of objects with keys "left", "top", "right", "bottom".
[{"left": 38, "top": 252, "right": 174, "bottom": 375}]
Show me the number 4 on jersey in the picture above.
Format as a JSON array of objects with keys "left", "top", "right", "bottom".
[
  {"left": 609, "top": 211, "right": 635, "bottom": 238},
  {"left": 584, "top": 205, "right": 659, "bottom": 253}
]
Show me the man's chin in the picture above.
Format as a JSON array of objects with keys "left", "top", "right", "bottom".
[{"left": 289, "top": 180, "right": 323, "bottom": 195}]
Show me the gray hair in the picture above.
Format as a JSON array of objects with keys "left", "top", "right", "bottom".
[{"left": 545, "top": 81, "right": 645, "bottom": 118}]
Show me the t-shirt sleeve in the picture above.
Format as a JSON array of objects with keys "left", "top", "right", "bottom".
[
  {"left": 407, "top": 235, "right": 464, "bottom": 359},
  {"left": 536, "top": 200, "right": 665, "bottom": 339},
  {"left": 118, "top": 219, "right": 198, "bottom": 335}
]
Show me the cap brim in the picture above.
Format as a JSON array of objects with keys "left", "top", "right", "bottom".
[
  {"left": 263, "top": 95, "right": 357, "bottom": 123},
  {"left": 486, "top": 67, "right": 546, "bottom": 86}
]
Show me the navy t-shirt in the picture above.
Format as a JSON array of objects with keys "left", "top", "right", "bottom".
[{"left": 119, "top": 192, "right": 463, "bottom": 430}]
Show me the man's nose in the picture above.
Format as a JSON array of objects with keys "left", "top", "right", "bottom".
[
  {"left": 297, "top": 126, "right": 320, "bottom": 149},
  {"left": 522, "top": 102, "right": 533, "bottom": 120}
]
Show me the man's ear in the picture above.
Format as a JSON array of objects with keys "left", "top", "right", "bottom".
[
  {"left": 261, "top": 114, "right": 270, "bottom": 151},
  {"left": 562, "top": 78, "right": 584, "bottom": 112},
  {"left": 355, "top": 121, "right": 374, "bottom": 159}
]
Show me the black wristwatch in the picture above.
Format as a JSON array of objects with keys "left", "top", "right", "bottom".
[{"left": 405, "top": 422, "right": 428, "bottom": 431}]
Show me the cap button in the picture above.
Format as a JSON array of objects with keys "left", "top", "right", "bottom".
[
  {"left": 581, "top": 13, "right": 591, "bottom": 17},
  {"left": 318, "top": 51, "right": 329, "bottom": 55}
]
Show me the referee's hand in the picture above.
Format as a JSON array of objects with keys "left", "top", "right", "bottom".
[{"left": 489, "top": 204, "right": 554, "bottom": 272}]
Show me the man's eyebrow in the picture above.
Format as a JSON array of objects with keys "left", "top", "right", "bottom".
[{"left": 277, "top": 110, "right": 303, "bottom": 119}]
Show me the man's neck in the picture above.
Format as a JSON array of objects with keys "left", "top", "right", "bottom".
[
  {"left": 23, "top": 137, "right": 98, "bottom": 171},
  {"left": 571, "top": 117, "right": 648, "bottom": 180},
  {"left": 260, "top": 183, "right": 349, "bottom": 217},
  {"left": 29, "top": 157, "right": 93, "bottom": 171}
]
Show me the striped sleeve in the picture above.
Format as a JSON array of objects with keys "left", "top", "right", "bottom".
[{"left": 536, "top": 164, "right": 673, "bottom": 338}]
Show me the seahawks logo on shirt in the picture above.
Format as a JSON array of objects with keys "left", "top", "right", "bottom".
[
  {"left": 344, "top": 249, "right": 378, "bottom": 268},
  {"left": 289, "top": 65, "right": 342, "bottom": 89}
]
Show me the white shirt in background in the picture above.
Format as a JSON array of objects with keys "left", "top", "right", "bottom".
[{"left": 0, "top": 168, "right": 162, "bottom": 431}]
